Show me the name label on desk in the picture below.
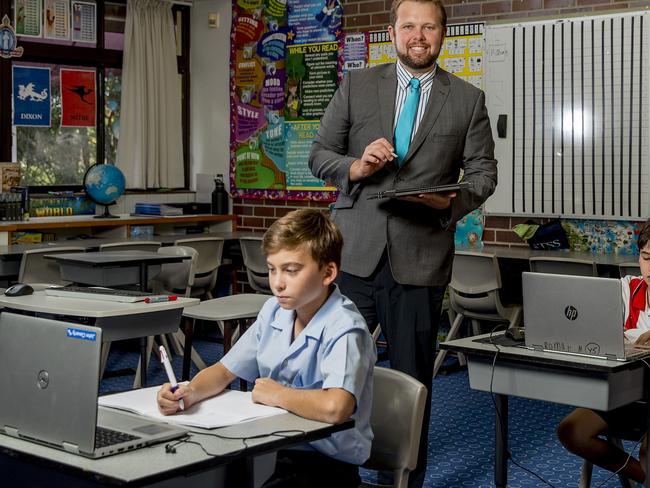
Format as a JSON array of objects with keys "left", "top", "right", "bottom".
[{"left": 66, "top": 328, "right": 97, "bottom": 342}]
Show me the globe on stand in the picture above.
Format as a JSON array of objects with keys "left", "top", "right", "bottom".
[{"left": 83, "top": 164, "right": 126, "bottom": 219}]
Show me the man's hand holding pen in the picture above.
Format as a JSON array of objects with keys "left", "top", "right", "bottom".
[{"left": 349, "top": 138, "right": 396, "bottom": 182}]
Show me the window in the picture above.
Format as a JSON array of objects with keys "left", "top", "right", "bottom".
[
  {"left": 104, "top": 67, "right": 121, "bottom": 165},
  {"left": 0, "top": 0, "right": 190, "bottom": 189}
]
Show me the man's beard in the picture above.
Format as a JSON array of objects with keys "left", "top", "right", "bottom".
[{"left": 396, "top": 47, "right": 437, "bottom": 71}]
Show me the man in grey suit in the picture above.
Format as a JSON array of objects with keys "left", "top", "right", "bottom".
[{"left": 309, "top": 0, "right": 497, "bottom": 486}]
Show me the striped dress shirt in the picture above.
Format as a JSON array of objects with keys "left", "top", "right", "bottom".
[{"left": 393, "top": 61, "right": 437, "bottom": 142}]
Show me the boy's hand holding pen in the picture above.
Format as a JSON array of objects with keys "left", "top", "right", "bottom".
[{"left": 159, "top": 346, "right": 186, "bottom": 413}]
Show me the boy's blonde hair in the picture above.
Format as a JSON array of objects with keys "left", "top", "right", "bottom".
[{"left": 262, "top": 209, "right": 342, "bottom": 268}]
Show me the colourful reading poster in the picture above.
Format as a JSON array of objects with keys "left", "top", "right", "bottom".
[
  {"left": 287, "top": 0, "right": 342, "bottom": 45},
  {"left": 60, "top": 68, "right": 96, "bottom": 127},
  {"left": 285, "top": 121, "right": 334, "bottom": 190},
  {"left": 285, "top": 41, "right": 338, "bottom": 120},
  {"left": 230, "top": 0, "right": 340, "bottom": 200}
]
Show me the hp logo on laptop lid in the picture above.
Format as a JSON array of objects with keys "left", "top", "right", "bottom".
[{"left": 564, "top": 306, "right": 578, "bottom": 321}]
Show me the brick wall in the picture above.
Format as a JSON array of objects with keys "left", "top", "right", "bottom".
[{"left": 233, "top": 0, "right": 645, "bottom": 247}]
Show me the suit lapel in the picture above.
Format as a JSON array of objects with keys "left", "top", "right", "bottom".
[
  {"left": 401, "top": 67, "right": 451, "bottom": 167},
  {"left": 378, "top": 66, "right": 397, "bottom": 142}
]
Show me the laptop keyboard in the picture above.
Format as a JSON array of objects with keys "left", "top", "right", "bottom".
[
  {"left": 95, "top": 426, "right": 141, "bottom": 449},
  {"left": 624, "top": 345, "right": 650, "bottom": 360}
]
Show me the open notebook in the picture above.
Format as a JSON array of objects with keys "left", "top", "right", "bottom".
[{"left": 99, "top": 386, "right": 286, "bottom": 429}]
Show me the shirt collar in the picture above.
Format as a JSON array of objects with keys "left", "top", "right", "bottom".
[
  {"left": 269, "top": 285, "right": 344, "bottom": 341},
  {"left": 396, "top": 61, "right": 437, "bottom": 92}
]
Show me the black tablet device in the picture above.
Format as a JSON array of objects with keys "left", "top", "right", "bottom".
[{"left": 367, "top": 181, "right": 473, "bottom": 200}]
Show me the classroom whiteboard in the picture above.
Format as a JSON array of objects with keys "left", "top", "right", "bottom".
[{"left": 484, "top": 12, "right": 650, "bottom": 218}]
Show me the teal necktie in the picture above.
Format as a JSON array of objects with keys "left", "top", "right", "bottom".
[{"left": 394, "top": 77, "right": 421, "bottom": 166}]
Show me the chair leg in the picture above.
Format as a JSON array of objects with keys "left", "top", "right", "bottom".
[
  {"left": 167, "top": 332, "right": 185, "bottom": 356},
  {"left": 579, "top": 438, "right": 634, "bottom": 488},
  {"left": 158, "top": 335, "right": 171, "bottom": 358},
  {"left": 173, "top": 330, "right": 207, "bottom": 371},
  {"left": 610, "top": 437, "right": 634, "bottom": 488},
  {"left": 471, "top": 319, "right": 482, "bottom": 336},
  {"left": 133, "top": 336, "right": 155, "bottom": 389},
  {"left": 433, "top": 313, "right": 464, "bottom": 379},
  {"left": 393, "top": 469, "right": 408, "bottom": 488},
  {"left": 579, "top": 460, "right": 593, "bottom": 488}
]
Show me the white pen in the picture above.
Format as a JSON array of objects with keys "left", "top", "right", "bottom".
[{"left": 159, "top": 346, "right": 184, "bottom": 411}]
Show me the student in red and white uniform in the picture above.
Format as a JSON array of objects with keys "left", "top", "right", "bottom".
[{"left": 556, "top": 219, "right": 650, "bottom": 484}]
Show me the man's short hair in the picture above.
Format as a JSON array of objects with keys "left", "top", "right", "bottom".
[
  {"left": 638, "top": 219, "right": 650, "bottom": 251},
  {"left": 263, "top": 209, "right": 342, "bottom": 268},
  {"left": 389, "top": 0, "right": 447, "bottom": 28}
]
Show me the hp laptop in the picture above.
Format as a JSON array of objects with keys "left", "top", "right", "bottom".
[
  {"left": 522, "top": 272, "right": 650, "bottom": 361},
  {"left": 0, "top": 312, "right": 186, "bottom": 458}
]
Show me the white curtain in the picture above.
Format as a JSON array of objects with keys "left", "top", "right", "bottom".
[{"left": 117, "top": 0, "right": 184, "bottom": 189}]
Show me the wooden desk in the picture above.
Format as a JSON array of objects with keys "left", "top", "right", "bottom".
[
  {"left": 0, "top": 214, "right": 235, "bottom": 245},
  {"left": 0, "top": 411, "right": 352, "bottom": 487},
  {"left": 0, "top": 292, "right": 199, "bottom": 387},
  {"left": 441, "top": 333, "right": 650, "bottom": 487}
]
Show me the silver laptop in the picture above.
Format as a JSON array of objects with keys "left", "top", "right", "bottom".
[
  {"left": 523, "top": 272, "right": 650, "bottom": 361},
  {"left": 0, "top": 312, "right": 186, "bottom": 458}
]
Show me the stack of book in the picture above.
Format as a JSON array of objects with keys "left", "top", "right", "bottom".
[{"left": 133, "top": 203, "right": 183, "bottom": 216}]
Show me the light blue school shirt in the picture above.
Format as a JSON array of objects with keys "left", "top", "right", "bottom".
[{"left": 220, "top": 285, "right": 376, "bottom": 465}]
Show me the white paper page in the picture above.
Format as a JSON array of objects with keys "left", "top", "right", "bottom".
[{"left": 98, "top": 386, "right": 286, "bottom": 429}]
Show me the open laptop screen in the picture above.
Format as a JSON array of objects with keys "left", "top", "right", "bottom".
[
  {"left": 523, "top": 272, "right": 626, "bottom": 359},
  {"left": 0, "top": 312, "right": 102, "bottom": 453}
]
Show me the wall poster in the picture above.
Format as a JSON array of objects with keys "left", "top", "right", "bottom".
[{"left": 230, "top": 0, "right": 341, "bottom": 200}]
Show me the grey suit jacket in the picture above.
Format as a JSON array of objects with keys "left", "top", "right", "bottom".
[{"left": 309, "top": 63, "right": 497, "bottom": 286}]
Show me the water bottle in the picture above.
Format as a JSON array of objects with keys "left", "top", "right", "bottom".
[{"left": 211, "top": 174, "right": 229, "bottom": 215}]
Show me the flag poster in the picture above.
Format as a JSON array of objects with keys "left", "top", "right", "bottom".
[
  {"left": 60, "top": 68, "right": 95, "bottom": 127},
  {"left": 12, "top": 65, "right": 51, "bottom": 126}
]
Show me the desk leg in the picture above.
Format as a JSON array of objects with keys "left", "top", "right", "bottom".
[
  {"left": 140, "top": 264, "right": 148, "bottom": 292},
  {"left": 182, "top": 317, "right": 194, "bottom": 381},
  {"left": 139, "top": 337, "right": 147, "bottom": 388},
  {"left": 224, "top": 456, "right": 255, "bottom": 488},
  {"left": 646, "top": 399, "right": 650, "bottom": 488},
  {"left": 495, "top": 393, "right": 508, "bottom": 488}
]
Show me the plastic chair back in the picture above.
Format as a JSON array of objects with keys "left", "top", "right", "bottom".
[
  {"left": 18, "top": 246, "right": 86, "bottom": 285},
  {"left": 449, "top": 251, "right": 502, "bottom": 315},
  {"left": 99, "top": 241, "right": 161, "bottom": 252},
  {"left": 239, "top": 236, "right": 270, "bottom": 294},
  {"left": 174, "top": 237, "right": 225, "bottom": 298},
  {"left": 151, "top": 246, "right": 197, "bottom": 297},
  {"left": 619, "top": 261, "right": 641, "bottom": 278},
  {"left": 363, "top": 366, "right": 427, "bottom": 488},
  {"left": 529, "top": 256, "right": 597, "bottom": 276}
]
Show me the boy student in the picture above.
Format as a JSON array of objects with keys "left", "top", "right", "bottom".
[
  {"left": 557, "top": 218, "right": 650, "bottom": 484},
  {"left": 157, "top": 209, "right": 376, "bottom": 488}
]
